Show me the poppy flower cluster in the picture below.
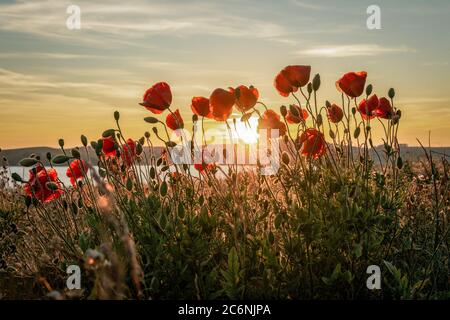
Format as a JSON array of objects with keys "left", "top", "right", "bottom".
[
  {"left": 66, "top": 159, "right": 89, "bottom": 186},
  {"left": 358, "top": 95, "right": 393, "bottom": 120},
  {"left": 24, "top": 165, "right": 62, "bottom": 203},
  {"left": 336, "top": 71, "right": 367, "bottom": 98},
  {"left": 274, "top": 65, "right": 311, "bottom": 97},
  {"left": 258, "top": 109, "right": 287, "bottom": 137},
  {"left": 327, "top": 103, "right": 344, "bottom": 123},
  {"left": 297, "top": 128, "right": 326, "bottom": 159},
  {"left": 286, "top": 104, "right": 308, "bottom": 124}
]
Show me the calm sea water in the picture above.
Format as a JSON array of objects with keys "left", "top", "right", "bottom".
[
  {"left": 6, "top": 165, "right": 255, "bottom": 187},
  {"left": 8, "top": 165, "right": 99, "bottom": 186}
]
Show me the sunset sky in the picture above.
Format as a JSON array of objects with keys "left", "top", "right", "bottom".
[{"left": 0, "top": 0, "right": 449, "bottom": 149}]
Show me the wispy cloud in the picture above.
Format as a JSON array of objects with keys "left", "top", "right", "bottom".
[
  {"left": 0, "top": 0, "right": 295, "bottom": 46},
  {"left": 291, "top": 0, "right": 326, "bottom": 11},
  {"left": 294, "top": 44, "right": 416, "bottom": 57}
]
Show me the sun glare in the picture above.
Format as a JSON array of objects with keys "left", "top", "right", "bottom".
[{"left": 229, "top": 117, "right": 259, "bottom": 144}]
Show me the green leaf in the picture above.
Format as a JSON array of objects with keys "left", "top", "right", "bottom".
[
  {"left": 177, "top": 203, "right": 185, "bottom": 218},
  {"left": 228, "top": 247, "right": 239, "bottom": 276},
  {"left": 160, "top": 181, "right": 168, "bottom": 197},
  {"left": 126, "top": 177, "right": 133, "bottom": 191},
  {"left": 354, "top": 243, "right": 362, "bottom": 258}
]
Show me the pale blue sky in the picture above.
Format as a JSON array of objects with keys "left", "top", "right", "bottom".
[{"left": 0, "top": 0, "right": 449, "bottom": 147}]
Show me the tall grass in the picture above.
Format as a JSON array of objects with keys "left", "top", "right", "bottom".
[{"left": 0, "top": 68, "right": 449, "bottom": 299}]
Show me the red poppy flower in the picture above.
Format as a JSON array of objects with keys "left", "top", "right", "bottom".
[
  {"left": 24, "top": 165, "right": 62, "bottom": 203},
  {"left": 286, "top": 104, "right": 309, "bottom": 124},
  {"left": 274, "top": 65, "right": 311, "bottom": 97},
  {"left": 258, "top": 109, "right": 287, "bottom": 137},
  {"left": 274, "top": 72, "right": 296, "bottom": 97},
  {"left": 191, "top": 96, "right": 212, "bottom": 118},
  {"left": 122, "top": 138, "right": 136, "bottom": 166},
  {"left": 232, "top": 85, "right": 259, "bottom": 113},
  {"left": 140, "top": 82, "right": 172, "bottom": 114},
  {"left": 297, "top": 128, "right": 326, "bottom": 159},
  {"left": 358, "top": 94, "right": 379, "bottom": 120},
  {"left": 282, "top": 65, "right": 311, "bottom": 88},
  {"left": 336, "top": 71, "right": 367, "bottom": 98},
  {"left": 194, "top": 149, "right": 216, "bottom": 173},
  {"left": 327, "top": 103, "right": 344, "bottom": 123},
  {"left": 166, "top": 109, "right": 184, "bottom": 130},
  {"left": 374, "top": 97, "right": 393, "bottom": 119},
  {"left": 209, "top": 88, "right": 236, "bottom": 121},
  {"left": 102, "top": 136, "right": 117, "bottom": 158},
  {"left": 66, "top": 159, "right": 88, "bottom": 186}
]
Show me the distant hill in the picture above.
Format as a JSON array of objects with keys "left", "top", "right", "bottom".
[
  {"left": 0, "top": 144, "right": 448, "bottom": 166},
  {"left": 0, "top": 146, "right": 164, "bottom": 166}
]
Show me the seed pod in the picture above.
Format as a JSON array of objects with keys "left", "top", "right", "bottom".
[
  {"left": 19, "top": 158, "right": 38, "bottom": 167},
  {"left": 102, "top": 129, "right": 115, "bottom": 138},
  {"left": 312, "top": 74, "right": 321, "bottom": 91},
  {"left": 280, "top": 105, "right": 287, "bottom": 117},
  {"left": 114, "top": 110, "right": 120, "bottom": 121},
  {"left": 281, "top": 151, "right": 290, "bottom": 165},
  {"left": 81, "top": 135, "right": 88, "bottom": 147},
  {"left": 388, "top": 88, "right": 395, "bottom": 99},
  {"left": 144, "top": 117, "right": 159, "bottom": 124},
  {"left": 58, "top": 139, "right": 64, "bottom": 148},
  {"left": 71, "top": 148, "right": 81, "bottom": 159},
  {"left": 366, "top": 84, "right": 373, "bottom": 96}
]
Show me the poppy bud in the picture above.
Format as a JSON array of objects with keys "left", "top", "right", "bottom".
[
  {"left": 289, "top": 104, "right": 300, "bottom": 117},
  {"left": 152, "top": 127, "right": 158, "bottom": 134},
  {"left": 396, "top": 110, "right": 402, "bottom": 119},
  {"left": 144, "top": 131, "right": 150, "bottom": 139},
  {"left": 24, "top": 196, "right": 32, "bottom": 208},
  {"left": 325, "top": 100, "right": 331, "bottom": 109},
  {"left": 114, "top": 111, "right": 120, "bottom": 121},
  {"left": 136, "top": 143, "right": 143, "bottom": 155},
  {"left": 71, "top": 148, "right": 81, "bottom": 159},
  {"left": 19, "top": 158, "right": 38, "bottom": 167},
  {"left": 280, "top": 105, "right": 287, "bottom": 117},
  {"left": 388, "top": 88, "right": 395, "bottom": 99},
  {"left": 307, "top": 83, "right": 312, "bottom": 94},
  {"left": 58, "top": 139, "right": 64, "bottom": 148},
  {"left": 139, "top": 137, "right": 145, "bottom": 145},
  {"left": 102, "top": 129, "right": 115, "bottom": 138},
  {"left": 351, "top": 107, "right": 356, "bottom": 115},
  {"left": 81, "top": 135, "right": 88, "bottom": 147},
  {"left": 316, "top": 114, "right": 323, "bottom": 126},
  {"left": 366, "top": 84, "right": 373, "bottom": 96},
  {"left": 144, "top": 117, "right": 159, "bottom": 124},
  {"left": 312, "top": 74, "right": 321, "bottom": 91},
  {"left": 11, "top": 173, "right": 23, "bottom": 182},
  {"left": 46, "top": 152, "right": 52, "bottom": 161},
  {"left": 281, "top": 151, "right": 290, "bottom": 165},
  {"left": 192, "top": 114, "right": 198, "bottom": 122}
]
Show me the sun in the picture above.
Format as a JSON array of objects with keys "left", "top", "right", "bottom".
[{"left": 230, "top": 117, "right": 259, "bottom": 144}]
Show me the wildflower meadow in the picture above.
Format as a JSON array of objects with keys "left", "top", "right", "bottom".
[{"left": 0, "top": 65, "right": 449, "bottom": 300}]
